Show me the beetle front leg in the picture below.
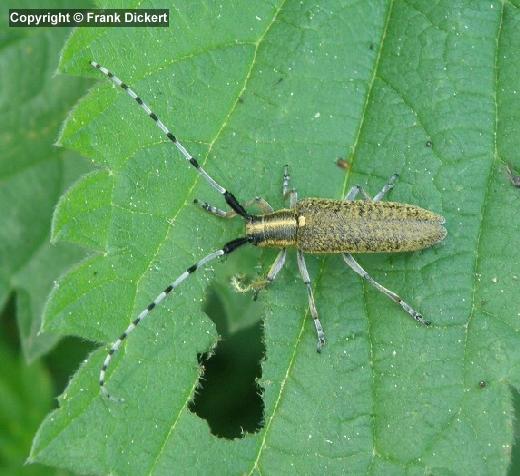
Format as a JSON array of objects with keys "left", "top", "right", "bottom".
[
  {"left": 194, "top": 196, "right": 274, "bottom": 218},
  {"left": 342, "top": 253, "right": 431, "bottom": 326},
  {"left": 282, "top": 165, "right": 298, "bottom": 207},
  {"left": 232, "top": 248, "right": 287, "bottom": 299}
]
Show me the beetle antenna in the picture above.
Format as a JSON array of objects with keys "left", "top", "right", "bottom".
[
  {"left": 90, "top": 61, "right": 250, "bottom": 219},
  {"left": 99, "top": 236, "right": 251, "bottom": 402}
]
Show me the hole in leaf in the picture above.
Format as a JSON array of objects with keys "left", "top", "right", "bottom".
[{"left": 189, "top": 279, "right": 265, "bottom": 439}]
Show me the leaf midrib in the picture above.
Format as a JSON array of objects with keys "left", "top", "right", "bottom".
[
  {"left": 249, "top": 0, "right": 395, "bottom": 472},
  {"left": 128, "top": 1, "right": 290, "bottom": 472}
]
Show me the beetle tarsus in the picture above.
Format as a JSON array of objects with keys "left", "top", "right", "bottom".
[{"left": 316, "top": 335, "right": 325, "bottom": 353}]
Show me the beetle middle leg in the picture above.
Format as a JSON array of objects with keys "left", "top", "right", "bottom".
[
  {"left": 296, "top": 250, "right": 326, "bottom": 351},
  {"left": 284, "top": 165, "right": 326, "bottom": 349},
  {"left": 373, "top": 173, "right": 399, "bottom": 201},
  {"left": 344, "top": 173, "right": 399, "bottom": 202}
]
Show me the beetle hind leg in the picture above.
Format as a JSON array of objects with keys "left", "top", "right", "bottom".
[{"left": 342, "top": 253, "right": 431, "bottom": 326}]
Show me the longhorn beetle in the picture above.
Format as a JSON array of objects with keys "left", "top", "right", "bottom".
[{"left": 91, "top": 61, "right": 447, "bottom": 402}]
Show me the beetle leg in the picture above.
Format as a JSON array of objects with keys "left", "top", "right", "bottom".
[
  {"left": 194, "top": 196, "right": 274, "bottom": 218},
  {"left": 344, "top": 183, "right": 373, "bottom": 200},
  {"left": 264, "top": 248, "right": 287, "bottom": 285},
  {"left": 296, "top": 250, "right": 326, "bottom": 352},
  {"left": 193, "top": 199, "right": 233, "bottom": 217},
  {"left": 288, "top": 189, "right": 298, "bottom": 208},
  {"left": 373, "top": 173, "right": 399, "bottom": 202},
  {"left": 282, "top": 165, "right": 299, "bottom": 207},
  {"left": 342, "top": 254, "right": 431, "bottom": 326},
  {"left": 282, "top": 164, "right": 291, "bottom": 197},
  {"left": 343, "top": 174, "right": 399, "bottom": 202},
  {"left": 344, "top": 185, "right": 361, "bottom": 200},
  {"left": 232, "top": 248, "right": 287, "bottom": 299},
  {"left": 249, "top": 197, "right": 275, "bottom": 214}
]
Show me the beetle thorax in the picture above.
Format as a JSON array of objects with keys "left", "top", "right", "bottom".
[{"left": 246, "top": 210, "right": 297, "bottom": 247}]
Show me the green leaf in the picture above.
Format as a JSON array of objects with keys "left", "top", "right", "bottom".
[
  {"left": 31, "top": 0, "right": 520, "bottom": 474},
  {"left": 0, "top": 0, "right": 93, "bottom": 361}
]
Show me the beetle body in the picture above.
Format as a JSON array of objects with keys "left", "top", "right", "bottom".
[
  {"left": 91, "top": 60, "right": 448, "bottom": 401},
  {"left": 246, "top": 198, "right": 447, "bottom": 253}
]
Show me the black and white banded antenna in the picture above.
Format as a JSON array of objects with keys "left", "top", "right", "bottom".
[
  {"left": 90, "top": 61, "right": 250, "bottom": 220},
  {"left": 90, "top": 61, "right": 253, "bottom": 401},
  {"left": 99, "top": 237, "right": 251, "bottom": 401}
]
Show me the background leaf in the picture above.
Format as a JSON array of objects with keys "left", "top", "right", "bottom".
[
  {"left": 0, "top": 296, "right": 90, "bottom": 476},
  {"left": 0, "top": 307, "right": 53, "bottom": 476},
  {"left": 0, "top": 0, "right": 93, "bottom": 361},
  {"left": 30, "top": 0, "right": 520, "bottom": 474}
]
